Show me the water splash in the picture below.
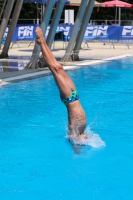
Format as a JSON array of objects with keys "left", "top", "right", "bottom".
[
  {"left": 66, "top": 126, "right": 106, "bottom": 148},
  {"left": 84, "top": 126, "right": 106, "bottom": 148}
]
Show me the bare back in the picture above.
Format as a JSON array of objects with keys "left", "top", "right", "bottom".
[{"left": 67, "top": 100, "right": 86, "bottom": 136}]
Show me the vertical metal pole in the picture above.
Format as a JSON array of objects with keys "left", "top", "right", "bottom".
[
  {"left": 41, "top": 3, "right": 43, "bottom": 22},
  {"left": 46, "top": 0, "right": 65, "bottom": 48},
  {"left": 37, "top": 3, "right": 38, "bottom": 20},
  {"left": 115, "top": 7, "right": 117, "bottom": 23},
  {"left": 61, "top": 0, "right": 88, "bottom": 62},
  {"left": 0, "top": 0, "right": 7, "bottom": 20},
  {"left": 39, "top": 0, "right": 65, "bottom": 67},
  {"left": 27, "top": 0, "right": 55, "bottom": 69},
  {"left": 42, "top": 4, "right": 45, "bottom": 16},
  {"left": 0, "top": 0, "right": 24, "bottom": 58},
  {"left": 0, "top": 0, "right": 15, "bottom": 45},
  {"left": 119, "top": 7, "right": 121, "bottom": 26},
  {"left": 73, "top": 0, "right": 95, "bottom": 61}
]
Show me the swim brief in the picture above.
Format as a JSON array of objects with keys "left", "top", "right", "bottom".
[{"left": 60, "top": 89, "right": 79, "bottom": 106}]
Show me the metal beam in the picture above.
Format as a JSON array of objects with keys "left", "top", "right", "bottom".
[
  {"left": 0, "top": 0, "right": 7, "bottom": 20},
  {"left": 0, "top": 0, "right": 15, "bottom": 46},
  {"left": 27, "top": 0, "right": 55, "bottom": 69},
  {"left": 39, "top": 0, "right": 65, "bottom": 67},
  {"left": 60, "top": 0, "right": 88, "bottom": 62},
  {"left": 0, "top": 0, "right": 24, "bottom": 58},
  {"left": 46, "top": 0, "right": 65, "bottom": 48},
  {"left": 73, "top": 0, "right": 95, "bottom": 61}
]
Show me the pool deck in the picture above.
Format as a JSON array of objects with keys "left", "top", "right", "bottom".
[{"left": 0, "top": 41, "right": 133, "bottom": 86}]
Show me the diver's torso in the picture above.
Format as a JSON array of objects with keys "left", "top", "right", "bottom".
[{"left": 67, "top": 100, "right": 86, "bottom": 135}]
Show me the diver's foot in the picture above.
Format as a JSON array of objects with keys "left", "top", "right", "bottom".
[
  {"left": 80, "top": 133, "right": 88, "bottom": 140},
  {"left": 36, "top": 27, "right": 44, "bottom": 44}
]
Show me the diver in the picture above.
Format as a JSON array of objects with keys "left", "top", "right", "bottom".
[{"left": 36, "top": 27, "right": 87, "bottom": 143}]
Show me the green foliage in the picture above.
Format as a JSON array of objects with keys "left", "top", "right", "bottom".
[
  {"left": 0, "top": 1, "right": 133, "bottom": 24},
  {"left": 92, "top": 0, "right": 133, "bottom": 21},
  {"left": 20, "top": 3, "right": 37, "bottom": 19},
  {"left": 20, "top": 1, "right": 133, "bottom": 24},
  {"left": 19, "top": 3, "right": 37, "bottom": 24}
]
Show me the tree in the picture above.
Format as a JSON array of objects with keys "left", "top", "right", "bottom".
[{"left": 0, "top": 1, "right": 133, "bottom": 24}]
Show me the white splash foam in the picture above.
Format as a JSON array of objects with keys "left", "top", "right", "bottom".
[
  {"left": 84, "top": 126, "right": 106, "bottom": 148},
  {"left": 66, "top": 126, "right": 106, "bottom": 148}
]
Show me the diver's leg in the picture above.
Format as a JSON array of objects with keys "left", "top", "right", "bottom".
[
  {"left": 60, "top": 69, "right": 76, "bottom": 90},
  {"left": 36, "top": 27, "right": 76, "bottom": 97},
  {"left": 42, "top": 36, "right": 76, "bottom": 89}
]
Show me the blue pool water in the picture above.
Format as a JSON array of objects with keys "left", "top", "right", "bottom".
[{"left": 0, "top": 57, "right": 133, "bottom": 200}]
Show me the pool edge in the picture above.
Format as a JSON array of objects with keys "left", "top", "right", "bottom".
[{"left": 0, "top": 54, "right": 132, "bottom": 87}]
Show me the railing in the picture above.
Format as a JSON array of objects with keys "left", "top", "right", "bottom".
[
  {"left": 0, "top": 18, "right": 65, "bottom": 24},
  {"left": 90, "top": 20, "right": 133, "bottom": 26},
  {"left": 1, "top": 23, "right": 133, "bottom": 51},
  {"left": 1, "top": 19, "right": 133, "bottom": 26}
]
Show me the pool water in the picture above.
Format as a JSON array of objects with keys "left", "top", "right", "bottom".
[{"left": 0, "top": 57, "right": 133, "bottom": 200}]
